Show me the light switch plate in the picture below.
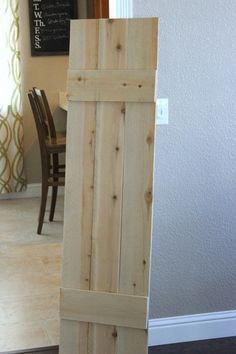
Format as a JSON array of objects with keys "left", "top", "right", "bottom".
[{"left": 156, "top": 98, "right": 169, "bottom": 125}]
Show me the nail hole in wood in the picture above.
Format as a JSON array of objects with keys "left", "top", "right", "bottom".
[
  {"left": 123, "top": 83, "right": 127, "bottom": 87},
  {"left": 112, "top": 331, "right": 117, "bottom": 338},
  {"left": 115, "top": 146, "right": 120, "bottom": 151},
  {"left": 138, "top": 84, "right": 142, "bottom": 88},
  {"left": 116, "top": 44, "right": 122, "bottom": 51},
  {"left": 133, "top": 283, "right": 136, "bottom": 287},
  {"left": 121, "top": 108, "right": 126, "bottom": 114},
  {"left": 112, "top": 195, "right": 117, "bottom": 200}
]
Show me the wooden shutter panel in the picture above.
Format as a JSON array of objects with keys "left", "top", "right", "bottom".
[{"left": 60, "top": 18, "right": 159, "bottom": 354}]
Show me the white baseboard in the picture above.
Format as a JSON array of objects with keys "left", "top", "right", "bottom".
[
  {"left": 0, "top": 183, "right": 64, "bottom": 200},
  {"left": 148, "top": 310, "right": 236, "bottom": 346}
]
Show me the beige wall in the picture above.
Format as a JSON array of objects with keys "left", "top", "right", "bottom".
[{"left": 19, "top": 1, "right": 82, "bottom": 184}]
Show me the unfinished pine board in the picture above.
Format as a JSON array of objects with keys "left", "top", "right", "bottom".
[
  {"left": 61, "top": 288, "right": 148, "bottom": 329},
  {"left": 89, "top": 18, "right": 127, "bottom": 354},
  {"left": 60, "top": 18, "right": 158, "bottom": 354},
  {"left": 67, "top": 69, "right": 157, "bottom": 102},
  {"left": 60, "top": 19, "right": 98, "bottom": 354}
]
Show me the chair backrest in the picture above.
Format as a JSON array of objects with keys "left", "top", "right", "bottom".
[
  {"left": 28, "top": 91, "right": 49, "bottom": 166},
  {"left": 32, "top": 87, "right": 57, "bottom": 139}
]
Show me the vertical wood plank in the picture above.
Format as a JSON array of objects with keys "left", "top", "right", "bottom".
[
  {"left": 89, "top": 102, "right": 125, "bottom": 354},
  {"left": 117, "top": 103, "right": 155, "bottom": 354},
  {"left": 60, "top": 19, "right": 98, "bottom": 354},
  {"left": 119, "top": 103, "right": 156, "bottom": 296},
  {"left": 88, "top": 19, "right": 128, "bottom": 354},
  {"left": 127, "top": 18, "right": 158, "bottom": 70},
  {"left": 69, "top": 20, "right": 98, "bottom": 71},
  {"left": 116, "top": 18, "right": 158, "bottom": 354},
  {"left": 98, "top": 19, "right": 128, "bottom": 69},
  {"left": 117, "top": 327, "right": 148, "bottom": 354},
  {"left": 91, "top": 103, "right": 125, "bottom": 293},
  {"left": 60, "top": 101, "right": 96, "bottom": 354}
]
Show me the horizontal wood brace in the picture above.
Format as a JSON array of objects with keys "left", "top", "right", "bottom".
[
  {"left": 60, "top": 288, "right": 149, "bottom": 329},
  {"left": 67, "top": 69, "right": 157, "bottom": 102}
]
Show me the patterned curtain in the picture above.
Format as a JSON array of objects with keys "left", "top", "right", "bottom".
[{"left": 0, "top": 0, "right": 26, "bottom": 193}]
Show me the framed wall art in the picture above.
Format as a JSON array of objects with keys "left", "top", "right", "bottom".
[{"left": 29, "top": 0, "right": 78, "bottom": 56}]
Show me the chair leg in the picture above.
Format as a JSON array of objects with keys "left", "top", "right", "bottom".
[
  {"left": 49, "top": 186, "right": 58, "bottom": 221},
  {"left": 50, "top": 153, "right": 59, "bottom": 222},
  {"left": 38, "top": 182, "right": 48, "bottom": 234}
]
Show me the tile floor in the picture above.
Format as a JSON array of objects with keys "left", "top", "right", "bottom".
[{"left": 0, "top": 197, "right": 63, "bottom": 352}]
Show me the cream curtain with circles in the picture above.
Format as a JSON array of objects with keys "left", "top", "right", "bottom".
[{"left": 0, "top": 0, "right": 26, "bottom": 193}]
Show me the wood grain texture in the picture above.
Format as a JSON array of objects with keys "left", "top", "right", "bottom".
[
  {"left": 89, "top": 18, "right": 128, "bottom": 354},
  {"left": 60, "top": 20, "right": 98, "bottom": 354},
  {"left": 61, "top": 288, "right": 148, "bottom": 328},
  {"left": 69, "top": 20, "right": 98, "bottom": 70},
  {"left": 116, "top": 18, "right": 158, "bottom": 354},
  {"left": 60, "top": 18, "right": 158, "bottom": 354},
  {"left": 90, "top": 102, "right": 124, "bottom": 293},
  {"left": 60, "top": 101, "right": 96, "bottom": 354},
  {"left": 67, "top": 69, "right": 157, "bottom": 102}
]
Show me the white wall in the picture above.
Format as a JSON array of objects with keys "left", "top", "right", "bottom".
[{"left": 133, "top": 0, "right": 236, "bottom": 318}]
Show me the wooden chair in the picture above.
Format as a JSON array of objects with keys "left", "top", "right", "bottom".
[
  {"left": 32, "top": 87, "right": 66, "bottom": 139},
  {"left": 28, "top": 90, "right": 66, "bottom": 234}
]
